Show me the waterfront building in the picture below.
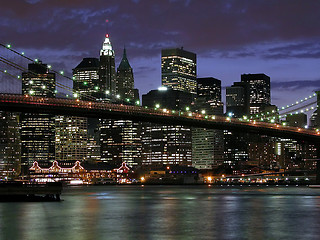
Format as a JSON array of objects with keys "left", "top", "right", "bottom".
[
  {"left": 55, "top": 116, "right": 87, "bottom": 163},
  {"left": 21, "top": 62, "right": 56, "bottom": 174},
  {"left": 0, "top": 112, "right": 20, "bottom": 180},
  {"left": 223, "top": 130, "right": 249, "bottom": 166},
  {"left": 241, "top": 73, "right": 271, "bottom": 114},
  {"left": 100, "top": 45, "right": 142, "bottom": 168},
  {"left": 161, "top": 47, "right": 197, "bottom": 94},
  {"left": 100, "top": 119, "right": 141, "bottom": 168},
  {"left": 142, "top": 88, "right": 193, "bottom": 167},
  {"left": 192, "top": 77, "right": 224, "bottom": 169}
]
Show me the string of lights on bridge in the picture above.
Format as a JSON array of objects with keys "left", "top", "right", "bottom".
[{"left": 1, "top": 43, "right": 320, "bottom": 132}]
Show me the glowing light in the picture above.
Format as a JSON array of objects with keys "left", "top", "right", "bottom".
[
  {"left": 201, "top": 110, "right": 206, "bottom": 114},
  {"left": 95, "top": 86, "right": 99, "bottom": 90},
  {"left": 141, "top": 177, "right": 145, "bottom": 182},
  {"left": 116, "top": 94, "right": 120, "bottom": 99},
  {"left": 158, "top": 86, "right": 168, "bottom": 91},
  {"left": 73, "top": 93, "right": 78, "bottom": 98},
  {"left": 106, "top": 34, "right": 109, "bottom": 38},
  {"left": 35, "top": 59, "right": 38, "bottom": 62},
  {"left": 7, "top": 44, "right": 11, "bottom": 48},
  {"left": 105, "top": 90, "right": 110, "bottom": 94},
  {"left": 29, "top": 90, "right": 35, "bottom": 95},
  {"left": 135, "top": 100, "right": 140, "bottom": 105},
  {"left": 41, "top": 85, "right": 46, "bottom": 89},
  {"left": 186, "top": 107, "right": 190, "bottom": 111},
  {"left": 48, "top": 65, "right": 52, "bottom": 69},
  {"left": 155, "top": 104, "right": 160, "bottom": 108}
]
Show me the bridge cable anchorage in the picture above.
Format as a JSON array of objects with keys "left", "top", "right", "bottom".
[{"left": 0, "top": 43, "right": 140, "bottom": 105}]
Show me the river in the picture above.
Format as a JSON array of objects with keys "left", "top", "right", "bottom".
[{"left": 1, "top": 185, "right": 320, "bottom": 240}]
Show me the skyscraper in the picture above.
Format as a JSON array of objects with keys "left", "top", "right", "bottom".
[
  {"left": 241, "top": 73, "right": 271, "bottom": 114},
  {"left": 195, "top": 77, "right": 223, "bottom": 115},
  {"left": 0, "top": 112, "right": 20, "bottom": 180},
  {"left": 100, "top": 45, "right": 141, "bottom": 168},
  {"left": 21, "top": 62, "right": 56, "bottom": 174},
  {"left": 161, "top": 47, "right": 197, "bottom": 94},
  {"left": 73, "top": 58, "right": 100, "bottom": 100},
  {"left": 116, "top": 48, "right": 135, "bottom": 100},
  {"left": 192, "top": 77, "right": 224, "bottom": 169},
  {"left": 226, "top": 82, "right": 250, "bottom": 118},
  {"left": 99, "top": 34, "right": 116, "bottom": 96},
  {"left": 142, "top": 88, "right": 193, "bottom": 167}
]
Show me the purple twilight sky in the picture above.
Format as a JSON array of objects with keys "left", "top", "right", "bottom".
[{"left": 1, "top": 0, "right": 320, "bottom": 111}]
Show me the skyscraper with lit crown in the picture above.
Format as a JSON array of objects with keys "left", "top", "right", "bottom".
[
  {"left": 100, "top": 47, "right": 141, "bottom": 168},
  {"left": 100, "top": 34, "right": 116, "bottom": 96}
]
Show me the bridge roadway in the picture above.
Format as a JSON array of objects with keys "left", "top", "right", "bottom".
[{"left": 0, "top": 94, "right": 320, "bottom": 143}]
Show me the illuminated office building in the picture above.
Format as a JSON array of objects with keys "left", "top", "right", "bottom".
[
  {"left": 73, "top": 58, "right": 101, "bottom": 100},
  {"left": 142, "top": 88, "right": 193, "bottom": 167},
  {"left": 161, "top": 47, "right": 197, "bottom": 94},
  {"left": 21, "top": 62, "right": 56, "bottom": 173},
  {"left": 100, "top": 45, "right": 141, "bottom": 168},
  {"left": 192, "top": 78, "right": 224, "bottom": 169},
  {"left": 100, "top": 119, "right": 141, "bottom": 167},
  {"left": 0, "top": 112, "right": 20, "bottom": 180},
  {"left": 55, "top": 116, "right": 87, "bottom": 163},
  {"left": 54, "top": 58, "right": 100, "bottom": 165},
  {"left": 241, "top": 73, "right": 271, "bottom": 114}
]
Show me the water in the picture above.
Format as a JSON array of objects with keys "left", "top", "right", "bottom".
[{"left": 1, "top": 185, "right": 320, "bottom": 240}]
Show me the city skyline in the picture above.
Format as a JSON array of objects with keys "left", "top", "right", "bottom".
[{"left": 1, "top": 0, "right": 320, "bottom": 110}]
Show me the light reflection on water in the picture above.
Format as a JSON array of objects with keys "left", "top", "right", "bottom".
[{"left": 1, "top": 186, "right": 320, "bottom": 240}]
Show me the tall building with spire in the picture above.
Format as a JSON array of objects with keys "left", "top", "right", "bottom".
[
  {"left": 116, "top": 48, "right": 135, "bottom": 100},
  {"left": 100, "top": 47, "right": 142, "bottom": 168},
  {"left": 99, "top": 34, "right": 116, "bottom": 96}
]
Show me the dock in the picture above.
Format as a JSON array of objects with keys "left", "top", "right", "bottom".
[{"left": 0, "top": 182, "right": 63, "bottom": 201}]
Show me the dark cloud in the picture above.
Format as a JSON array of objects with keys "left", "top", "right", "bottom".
[
  {"left": 1, "top": 0, "right": 320, "bottom": 106},
  {"left": 272, "top": 79, "right": 320, "bottom": 91}
]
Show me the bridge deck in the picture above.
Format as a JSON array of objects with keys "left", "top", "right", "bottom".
[{"left": 0, "top": 94, "right": 319, "bottom": 143}]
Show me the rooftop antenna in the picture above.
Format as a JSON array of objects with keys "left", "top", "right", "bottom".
[{"left": 105, "top": 19, "right": 109, "bottom": 38}]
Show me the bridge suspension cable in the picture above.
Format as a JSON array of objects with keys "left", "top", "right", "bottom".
[{"left": 0, "top": 43, "right": 140, "bottom": 105}]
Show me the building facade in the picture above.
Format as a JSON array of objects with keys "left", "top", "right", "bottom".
[
  {"left": 241, "top": 73, "right": 270, "bottom": 114},
  {"left": 192, "top": 77, "right": 224, "bottom": 169},
  {"left": 21, "top": 62, "right": 56, "bottom": 174},
  {"left": 161, "top": 48, "right": 197, "bottom": 94},
  {"left": 99, "top": 34, "right": 116, "bottom": 97}
]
